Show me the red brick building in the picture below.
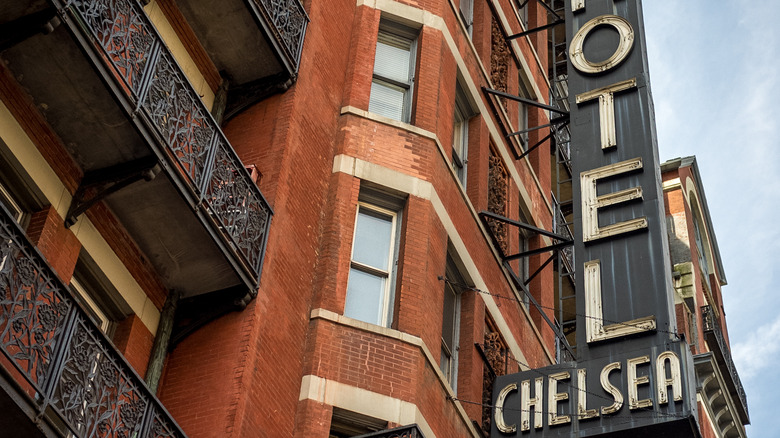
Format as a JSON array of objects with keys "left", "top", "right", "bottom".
[
  {"left": 662, "top": 157, "right": 749, "bottom": 438},
  {"left": 0, "top": 0, "right": 746, "bottom": 437}
]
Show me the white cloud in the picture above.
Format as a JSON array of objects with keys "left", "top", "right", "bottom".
[{"left": 732, "top": 315, "right": 780, "bottom": 380}]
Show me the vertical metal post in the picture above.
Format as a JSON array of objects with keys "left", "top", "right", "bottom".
[{"left": 145, "top": 289, "right": 179, "bottom": 393}]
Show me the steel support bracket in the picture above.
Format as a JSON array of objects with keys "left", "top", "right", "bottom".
[
  {"left": 478, "top": 210, "right": 576, "bottom": 358},
  {"left": 0, "top": 8, "right": 61, "bottom": 52},
  {"left": 65, "top": 156, "right": 161, "bottom": 227}
]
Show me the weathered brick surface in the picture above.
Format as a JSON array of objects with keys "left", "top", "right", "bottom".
[
  {"left": 25, "top": 206, "right": 81, "bottom": 283},
  {"left": 112, "top": 313, "right": 155, "bottom": 378},
  {"left": 1, "top": 0, "right": 557, "bottom": 435}
]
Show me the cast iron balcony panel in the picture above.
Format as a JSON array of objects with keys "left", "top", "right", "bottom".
[
  {"left": 7, "top": 0, "right": 273, "bottom": 293},
  {"left": 175, "top": 0, "right": 308, "bottom": 84},
  {"left": 354, "top": 424, "right": 425, "bottom": 438},
  {"left": 701, "top": 305, "right": 750, "bottom": 424},
  {"left": 71, "top": 0, "right": 270, "bottom": 277},
  {"left": 0, "top": 202, "right": 186, "bottom": 437}
]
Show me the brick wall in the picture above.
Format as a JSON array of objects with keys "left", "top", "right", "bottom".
[
  {"left": 25, "top": 205, "right": 81, "bottom": 282},
  {"left": 159, "top": 0, "right": 555, "bottom": 435},
  {"left": 113, "top": 314, "right": 155, "bottom": 377}
]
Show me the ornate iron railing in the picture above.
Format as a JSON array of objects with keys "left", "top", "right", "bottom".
[
  {"left": 701, "top": 305, "right": 750, "bottom": 422},
  {"left": 354, "top": 424, "right": 424, "bottom": 438},
  {"left": 53, "top": 0, "right": 273, "bottom": 287},
  {"left": 253, "top": 0, "right": 309, "bottom": 71},
  {"left": 0, "top": 202, "right": 186, "bottom": 437}
]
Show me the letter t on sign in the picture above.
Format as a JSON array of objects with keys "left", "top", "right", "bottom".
[{"left": 576, "top": 79, "right": 637, "bottom": 150}]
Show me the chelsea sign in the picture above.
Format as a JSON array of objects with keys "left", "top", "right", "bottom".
[{"left": 491, "top": 1, "right": 699, "bottom": 436}]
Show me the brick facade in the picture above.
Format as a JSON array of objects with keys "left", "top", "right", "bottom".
[{"left": 0, "top": 0, "right": 581, "bottom": 436}]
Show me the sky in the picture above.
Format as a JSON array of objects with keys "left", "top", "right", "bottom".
[{"left": 642, "top": 1, "right": 780, "bottom": 437}]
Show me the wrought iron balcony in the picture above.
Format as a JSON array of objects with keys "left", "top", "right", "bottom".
[
  {"left": 251, "top": 0, "right": 308, "bottom": 73},
  {"left": 1, "top": 0, "right": 273, "bottom": 297},
  {"left": 701, "top": 305, "right": 750, "bottom": 424},
  {"left": 355, "top": 424, "right": 425, "bottom": 438},
  {"left": 62, "top": 0, "right": 272, "bottom": 285},
  {"left": 0, "top": 202, "right": 186, "bottom": 437},
  {"left": 174, "top": 0, "right": 309, "bottom": 118}
]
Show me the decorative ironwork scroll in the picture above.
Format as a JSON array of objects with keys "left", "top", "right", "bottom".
[
  {"left": 205, "top": 142, "right": 270, "bottom": 278},
  {"left": 701, "top": 305, "right": 749, "bottom": 420},
  {"left": 144, "top": 51, "right": 215, "bottom": 191},
  {"left": 71, "top": 0, "right": 155, "bottom": 97},
  {"left": 354, "top": 424, "right": 423, "bottom": 438},
  {"left": 0, "top": 203, "right": 186, "bottom": 437},
  {"left": 255, "top": 0, "right": 309, "bottom": 68},
  {"left": 56, "top": 0, "right": 276, "bottom": 286},
  {"left": 0, "top": 216, "right": 71, "bottom": 394}
]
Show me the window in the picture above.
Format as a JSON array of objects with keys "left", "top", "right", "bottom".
[
  {"left": 344, "top": 193, "right": 402, "bottom": 327},
  {"left": 0, "top": 182, "right": 23, "bottom": 276},
  {"left": 453, "top": 82, "right": 475, "bottom": 187},
  {"left": 518, "top": 0, "right": 529, "bottom": 29},
  {"left": 69, "top": 252, "right": 131, "bottom": 338},
  {"left": 369, "top": 21, "right": 418, "bottom": 123},
  {"left": 691, "top": 204, "right": 709, "bottom": 279},
  {"left": 0, "top": 182, "right": 24, "bottom": 223},
  {"left": 441, "top": 253, "right": 465, "bottom": 392},
  {"left": 517, "top": 77, "right": 532, "bottom": 146},
  {"left": 460, "top": 0, "right": 474, "bottom": 36},
  {"left": 517, "top": 210, "right": 531, "bottom": 307},
  {"left": 329, "top": 408, "right": 387, "bottom": 438}
]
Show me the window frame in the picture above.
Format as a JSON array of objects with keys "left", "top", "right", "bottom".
[
  {"left": 517, "top": 77, "right": 533, "bottom": 147},
  {"left": 69, "top": 251, "right": 132, "bottom": 339},
  {"left": 440, "top": 253, "right": 466, "bottom": 393},
  {"left": 70, "top": 276, "right": 115, "bottom": 335},
  {"left": 459, "top": 0, "right": 474, "bottom": 37},
  {"left": 0, "top": 182, "right": 24, "bottom": 223},
  {"left": 344, "top": 201, "right": 402, "bottom": 327},
  {"left": 369, "top": 21, "right": 418, "bottom": 123},
  {"left": 452, "top": 82, "right": 476, "bottom": 188},
  {"left": 691, "top": 203, "right": 710, "bottom": 279},
  {"left": 517, "top": 209, "right": 531, "bottom": 307}
]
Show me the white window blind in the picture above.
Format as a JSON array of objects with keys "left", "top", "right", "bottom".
[
  {"left": 344, "top": 203, "right": 399, "bottom": 327},
  {"left": 369, "top": 23, "right": 417, "bottom": 122}
]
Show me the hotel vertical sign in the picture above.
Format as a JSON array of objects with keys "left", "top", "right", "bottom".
[{"left": 491, "top": 1, "right": 699, "bottom": 436}]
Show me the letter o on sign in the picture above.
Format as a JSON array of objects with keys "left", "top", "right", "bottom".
[{"left": 569, "top": 15, "right": 634, "bottom": 74}]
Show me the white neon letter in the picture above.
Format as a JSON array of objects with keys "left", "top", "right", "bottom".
[
  {"left": 600, "top": 362, "right": 623, "bottom": 415},
  {"left": 495, "top": 383, "right": 518, "bottom": 433},
  {"left": 576, "top": 78, "right": 637, "bottom": 149},
  {"left": 548, "top": 371, "right": 571, "bottom": 426},
  {"left": 627, "top": 355, "right": 652, "bottom": 410},
  {"left": 656, "top": 351, "right": 683, "bottom": 405},
  {"left": 581, "top": 157, "right": 647, "bottom": 242},
  {"left": 569, "top": 15, "right": 634, "bottom": 74},
  {"left": 577, "top": 369, "right": 599, "bottom": 420},
  {"left": 583, "top": 260, "right": 656, "bottom": 343},
  {"left": 521, "top": 378, "right": 544, "bottom": 431}
]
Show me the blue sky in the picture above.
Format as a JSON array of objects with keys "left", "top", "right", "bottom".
[{"left": 642, "top": 1, "right": 780, "bottom": 437}]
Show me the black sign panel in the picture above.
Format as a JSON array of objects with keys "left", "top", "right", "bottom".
[
  {"left": 491, "top": 341, "right": 697, "bottom": 437},
  {"left": 491, "top": 1, "right": 699, "bottom": 436}
]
